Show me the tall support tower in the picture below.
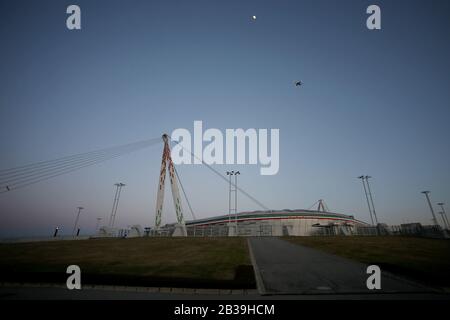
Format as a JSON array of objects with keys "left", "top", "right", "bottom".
[
  {"left": 358, "top": 176, "right": 374, "bottom": 225},
  {"left": 109, "top": 182, "right": 125, "bottom": 228},
  {"left": 226, "top": 171, "right": 238, "bottom": 236},
  {"left": 234, "top": 171, "right": 240, "bottom": 233},
  {"left": 365, "top": 176, "right": 379, "bottom": 225},
  {"left": 421, "top": 191, "right": 438, "bottom": 226},
  {"left": 317, "top": 199, "right": 328, "bottom": 212},
  {"left": 155, "top": 134, "right": 186, "bottom": 236},
  {"left": 72, "top": 206, "right": 84, "bottom": 236},
  {"left": 437, "top": 203, "right": 449, "bottom": 229}
]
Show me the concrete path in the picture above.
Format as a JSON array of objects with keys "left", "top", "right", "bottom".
[
  {"left": 1, "top": 285, "right": 448, "bottom": 300},
  {"left": 248, "top": 237, "right": 435, "bottom": 295}
]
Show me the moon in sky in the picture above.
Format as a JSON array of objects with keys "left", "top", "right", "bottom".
[{"left": 252, "top": 15, "right": 257, "bottom": 20}]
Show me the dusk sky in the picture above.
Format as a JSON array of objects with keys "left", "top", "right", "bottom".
[{"left": 0, "top": 0, "right": 449, "bottom": 237}]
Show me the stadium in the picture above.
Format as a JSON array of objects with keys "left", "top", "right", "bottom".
[{"left": 156, "top": 209, "right": 371, "bottom": 237}]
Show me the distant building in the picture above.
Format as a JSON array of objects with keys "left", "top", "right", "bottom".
[{"left": 400, "top": 223, "right": 423, "bottom": 235}]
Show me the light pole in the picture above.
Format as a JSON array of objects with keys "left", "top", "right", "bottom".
[
  {"left": 112, "top": 182, "right": 125, "bottom": 227},
  {"left": 234, "top": 171, "right": 240, "bottom": 234},
  {"left": 109, "top": 183, "right": 120, "bottom": 227},
  {"left": 437, "top": 203, "right": 449, "bottom": 229},
  {"left": 72, "top": 206, "right": 84, "bottom": 236},
  {"left": 109, "top": 182, "right": 126, "bottom": 228},
  {"left": 226, "top": 171, "right": 234, "bottom": 224},
  {"left": 438, "top": 212, "right": 448, "bottom": 229},
  {"left": 365, "top": 176, "right": 379, "bottom": 225},
  {"left": 226, "top": 171, "right": 238, "bottom": 236},
  {"left": 358, "top": 176, "right": 374, "bottom": 225},
  {"left": 421, "top": 191, "right": 438, "bottom": 226}
]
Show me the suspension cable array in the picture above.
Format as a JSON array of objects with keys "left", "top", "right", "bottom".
[
  {"left": 173, "top": 166, "right": 197, "bottom": 221},
  {"left": 1, "top": 134, "right": 270, "bottom": 228},
  {"left": 0, "top": 137, "right": 162, "bottom": 193}
]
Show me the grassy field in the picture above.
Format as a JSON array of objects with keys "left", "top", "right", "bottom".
[
  {"left": 0, "top": 237, "right": 255, "bottom": 288},
  {"left": 284, "top": 236, "right": 450, "bottom": 288}
]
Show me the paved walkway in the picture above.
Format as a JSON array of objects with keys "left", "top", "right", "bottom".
[
  {"left": 248, "top": 237, "right": 433, "bottom": 295},
  {"left": 1, "top": 285, "right": 448, "bottom": 300}
]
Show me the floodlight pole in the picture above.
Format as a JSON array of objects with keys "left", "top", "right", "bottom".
[
  {"left": 226, "top": 171, "right": 238, "bottom": 236},
  {"left": 437, "top": 203, "right": 449, "bottom": 229},
  {"left": 438, "top": 212, "right": 448, "bottom": 229},
  {"left": 109, "top": 184, "right": 120, "bottom": 227},
  {"left": 72, "top": 206, "right": 84, "bottom": 236},
  {"left": 365, "top": 176, "right": 379, "bottom": 225},
  {"left": 111, "top": 183, "right": 126, "bottom": 227},
  {"left": 421, "top": 191, "right": 438, "bottom": 226},
  {"left": 109, "top": 183, "right": 126, "bottom": 228},
  {"left": 235, "top": 171, "right": 240, "bottom": 235},
  {"left": 226, "top": 171, "right": 234, "bottom": 224},
  {"left": 358, "top": 176, "right": 374, "bottom": 225}
]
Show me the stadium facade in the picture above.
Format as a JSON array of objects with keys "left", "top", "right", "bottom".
[{"left": 157, "top": 209, "right": 371, "bottom": 237}]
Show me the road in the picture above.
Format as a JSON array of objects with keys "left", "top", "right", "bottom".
[{"left": 248, "top": 237, "right": 436, "bottom": 295}]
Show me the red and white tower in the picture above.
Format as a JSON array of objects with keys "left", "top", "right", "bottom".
[{"left": 155, "top": 134, "right": 186, "bottom": 236}]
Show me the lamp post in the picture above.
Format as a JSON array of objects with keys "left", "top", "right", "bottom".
[
  {"left": 437, "top": 203, "right": 449, "bottom": 229},
  {"left": 438, "top": 212, "right": 448, "bottom": 229},
  {"left": 358, "top": 176, "right": 374, "bottom": 225},
  {"left": 109, "top": 182, "right": 126, "bottom": 228},
  {"left": 226, "top": 171, "right": 234, "bottom": 225},
  {"left": 365, "top": 176, "right": 379, "bottom": 225},
  {"left": 421, "top": 191, "right": 438, "bottom": 226},
  {"left": 109, "top": 183, "right": 120, "bottom": 226},
  {"left": 234, "top": 171, "right": 240, "bottom": 234},
  {"left": 226, "top": 171, "right": 238, "bottom": 236},
  {"left": 72, "top": 206, "right": 84, "bottom": 236}
]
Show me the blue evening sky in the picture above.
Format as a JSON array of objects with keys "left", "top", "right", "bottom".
[{"left": 0, "top": 0, "right": 449, "bottom": 237}]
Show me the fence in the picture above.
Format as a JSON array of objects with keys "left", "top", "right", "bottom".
[{"left": 146, "top": 222, "right": 449, "bottom": 238}]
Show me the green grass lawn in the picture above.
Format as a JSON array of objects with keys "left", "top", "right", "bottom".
[
  {"left": 0, "top": 237, "right": 255, "bottom": 288},
  {"left": 284, "top": 236, "right": 450, "bottom": 288}
]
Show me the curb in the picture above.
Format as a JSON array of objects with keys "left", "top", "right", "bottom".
[
  {"left": 247, "top": 238, "right": 267, "bottom": 295},
  {"left": 0, "top": 282, "right": 258, "bottom": 295}
]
